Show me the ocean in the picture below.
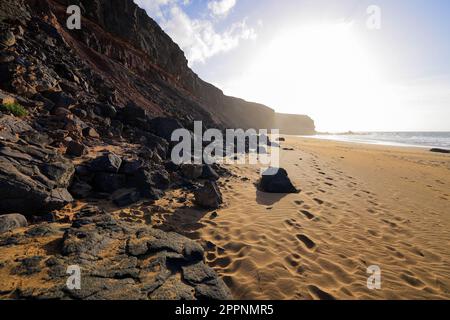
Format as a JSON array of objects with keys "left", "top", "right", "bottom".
[{"left": 306, "top": 132, "right": 450, "bottom": 149}]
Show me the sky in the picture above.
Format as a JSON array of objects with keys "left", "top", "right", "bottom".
[{"left": 134, "top": 0, "right": 450, "bottom": 132}]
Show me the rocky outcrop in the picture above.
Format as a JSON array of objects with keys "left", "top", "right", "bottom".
[
  {"left": 194, "top": 181, "right": 223, "bottom": 209},
  {"left": 0, "top": 206, "right": 232, "bottom": 300},
  {"left": 0, "top": 116, "right": 74, "bottom": 215},
  {"left": 46, "top": 0, "right": 315, "bottom": 133},
  {"left": 0, "top": 214, "right": 27, "bottom": 233}
]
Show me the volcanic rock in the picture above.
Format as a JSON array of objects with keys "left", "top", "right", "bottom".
[
  {"left": 201, "top": 164, "right": 220, "bottom": 181},
  {"left": 0, "top": 213, "right": 27, "bottom": 233},
  {"left": 181, "top": 164, "right": 203, "bottom": 180},
  {"left": 258, "top": 168, "right": 299, "bottom": 194},
  {"left": 90, "top": 153, "right": 122, "bottom": 173},
  {"left": 194, "top": 181, "right": 223, "bottom": 209},
  {"left": 430, "top": 148, "right": 450, "bottom": 154},
  {"left": 65, "top": 140, "right": 86, "bottom": 157},
  {"left": 0, "top": 140, "right": 75, "bottom": 215}
]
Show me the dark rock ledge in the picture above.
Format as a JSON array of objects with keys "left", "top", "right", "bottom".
[{"left": 0, "top": 206, "right": 232, "bottom": 300}]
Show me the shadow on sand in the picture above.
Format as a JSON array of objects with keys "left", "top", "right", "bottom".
[
  {"left": 255, "top": 190, "right": 290, "bottom": 206},
  {"left": 156, "top": 206, "right": 211, "bottom": 240}
]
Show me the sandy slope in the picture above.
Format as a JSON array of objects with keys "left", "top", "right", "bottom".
[{"left": 157, "top": 136, "right": 450, "bottom": 300}]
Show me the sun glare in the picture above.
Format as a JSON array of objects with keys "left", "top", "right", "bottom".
[{"left": 225, "top": 23, "right": 394, "bottom": 132}]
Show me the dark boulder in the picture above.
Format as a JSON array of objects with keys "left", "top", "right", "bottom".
[
  {"left": 164, "top": 160, "right": 179, "bottom": 172},
  {"left": 201, "top": 164, "right": 219, "bottom": 181},
  {"left": 194, "top": 181, "right": 223, "bottom": 209},
  {"left": 82, "top": 127, "right": 100, "bottom": 139},
  {"left": 0, "top": 114, "right": 32, "bottom": 143},
  {"left": 90, "top": 153, "right": 122, "bottom": 173},
  {"left": 112, "top": 190, "right": 141, "bottom": 207},
  {"left": 119, "top": 102, "right": 147, "bottom": 121},
  {"left": 40, "top": 162, "right": 75, "bottom": 187},
  {"left": 258, "top": 168, "right": 299, "bottom": 194},
  {"left": 0, "top": 140, "right": 75, "bottom": 215},
  {"left": 127, "top": 170, "right": 165, "bottom": 200},
  {"left": 182, "top": 261, "right": 215, "bottom": 285},
  {"left": 93, "top": 173, "right": 126, "bottom": 193},
  {"left": 140, "top": 131, "right": 169, "bottom": 157},
  {"left": 65, "top": 141, "right": 87, "bottom": 157},
  {"left": 119, "top": 159, "right": 144, "bottom": 175},
  {"left": 0, "top": 31, "right": 16, "bottom": 47},
  {"left": 43, "top": 91, "right": 77, "bottom": 109},
  {"left": 46, "top": 188, "right": 75, "bottom": 209},
  {"left": 181, "top": 164, "right": 203, "bottom": 180},
  {"left": 151, "top": 169, "right": 171, "bottom": 190},
  {"left": 69, "top": 181, "right": 93, "bottom": 199},
  {"left": 0, "top": 213, "right": 27, "bottom": 233},
  {"left": 149, "top": 117, "right": 183, "bottom": 142},
  {"left": 430, "top": 148, "right": 450, "bottom": 154},
  {"left": 97, "top": 103, "right": 117, "bottom": 118}
]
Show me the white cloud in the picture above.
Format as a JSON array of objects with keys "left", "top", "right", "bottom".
[
  {"left": 133, "top": 0, "right": 257, "bottom": 65},
  {"left": 208, "top": 0, "right": 237, "bottom": 17},
  {"left": 134, "top": 0, "right": 175, "bottom": 19}
]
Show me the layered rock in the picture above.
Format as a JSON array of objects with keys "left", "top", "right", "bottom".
[
  {"left": 0, "top": 116, "right": 74, "bottom": 215},
  {"left": 0, "top": 207, "right": 232, "bottom": 300},
  {"left": 47, "top": 0, "right": 315, "bottom": 133}
]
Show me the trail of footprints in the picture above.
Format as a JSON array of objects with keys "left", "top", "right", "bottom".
[{"left": 277, "top": 152, "right": 444, "bottom": 299}]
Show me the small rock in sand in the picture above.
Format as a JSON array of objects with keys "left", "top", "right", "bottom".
[
  {"left": 430, "top": 148, "right": 450, "bottom": 154},
  {"left": 194, "top": 181, "right": 223, "bottom": 209},
  {"left": 0, "top": 213, "right": 28, "bottom": 233},
  {"left": 258, "top": 167, "right": 299, "bottom": 194}
]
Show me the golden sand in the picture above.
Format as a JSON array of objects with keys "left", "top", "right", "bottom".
[{"left": 162, "top": 136, "right": 450, "bottom": 299}]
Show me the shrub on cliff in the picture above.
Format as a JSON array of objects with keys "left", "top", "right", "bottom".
[{"left": 0, "top": 102, "right": 28, "bottom": 117}]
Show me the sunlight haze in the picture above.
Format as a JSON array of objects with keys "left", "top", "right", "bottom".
[{"left": 136, "top": 0, "right": 450, "bottom": 132}]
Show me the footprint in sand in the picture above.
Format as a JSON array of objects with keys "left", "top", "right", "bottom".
[
  {"left": 210, "top": 256, "right": 232, "bottom": 268},
  {"left": 307, "top": 285, "right": 335, "bottom": 300},
  {"left": 285, "top": 219, "right": 302, "bottom": 230},
  {"left": 300, "top": 210, "right": 315, "bottom": 220},
  {"left": 400, "top": 273, "right": 426, "bottom": 288},
  {"left": 313, "top": 198, "right": 324, "bottom": 205},
  {"left": 296, "top": 234, "right": 316, "bottom": 249},
  {"left": 285, "top": 255, "right": 300, "bottom": 267}
]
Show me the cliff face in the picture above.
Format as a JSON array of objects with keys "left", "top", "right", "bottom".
[
  {"left": 275, "top": 113, "right": 316, "bottom": 135},
  {"left": 3, "top": 0, "right": 314, "bottom": 133},
  {"left": 48, "top": 0, "right": 315, "bottom": 133}
]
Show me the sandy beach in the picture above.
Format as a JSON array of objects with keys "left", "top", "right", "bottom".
[
  {"left": 1, "top": 136, "right": 449, "bottom": 300},
  {"left": 152, "top": 136, "right": 450, "bottom": 299}
]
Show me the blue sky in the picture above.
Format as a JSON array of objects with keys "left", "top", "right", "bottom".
[{"left": 134, "top": 0, "right": 450, "bottom": 132}]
